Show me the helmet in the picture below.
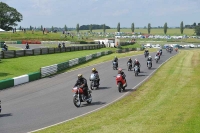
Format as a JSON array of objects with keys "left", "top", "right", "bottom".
[
  {"left": 92, "top": 68, "right": 96, "bottom": 72},
  {"left": 118, "top": 68, "right": 122, "bottom": 73},
  {"left": 157, "top": 51, "right": 159, "bottom": 53},
  {"left": 135, "top": 59, "right": 137, "bottom": 61},
  {"left": 149, "top": 56, "right": 151, "bottom": 58},
  {"left": 78, "top": 74, "right": 83, "bottom": 79},
  {"left": 129, "top": 58, "right": 131, "bottom": 60}
]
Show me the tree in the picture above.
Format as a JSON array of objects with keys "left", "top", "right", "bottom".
[
  {"left": 41, "top": 25, "right": 43, "bottom": 31},
  {"left": 131, "top": 23, "right": 135, "bottom": 33},
  {"left": 193, "top": 22, "right": 196, "bottom": 27},
  {"left": 51, "top": 26, "right": 54, "bottom": 31},
  {"left": 89, "top": 24, "right": 93, "bottom": 32},
  {"left": 103, "top": 24, "right": 106, "bottom": 34},
  {"left": 64, "top": 25, "right": 67, "bottom": 31},
  {"left": 19, "top": 26, "right": 21, "bottom": 30},
  {"left": 194, "top": 26, "right": 200, "bottom": 36},
  {"left": 30, "top": 25, "right": 32, "bottom": 30},
  {"left": 76, "top": 23, "right": 79, "bottom": 33},
  {"left": 148, "top": 23, "right": 151, "bottom": 34},
  {"left": 117, "top": 22, "right": 120, "bottom": 32},
  {"left": 180, "top": 21, "right": 184, "bottom": 34},
  {"left": 164, "top": 22, "right": 168, "bottom": 34},
  {"left": 0, "top": 2, "right": 23, "bottom": 31},
  {"left": 198, "top": 23, "right": 200, "bottom": 26}
]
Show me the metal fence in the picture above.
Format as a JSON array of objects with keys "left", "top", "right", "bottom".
[{"left": 0, "top": 44, "right": 105, "bottom": 59}]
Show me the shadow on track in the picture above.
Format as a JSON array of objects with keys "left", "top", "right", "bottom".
[
  {"left": 0, "top": 113, "right": 12, "bottom": 118},
  {"left": 82, "top": 101, "right": 106, "bottom": 107}
]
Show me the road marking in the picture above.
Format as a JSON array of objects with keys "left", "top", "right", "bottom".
[{"left": 28, "top": 53, "right": 177, "bottom": 133}]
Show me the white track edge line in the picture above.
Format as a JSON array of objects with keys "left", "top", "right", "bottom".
[{"left": 28, "top": 53, "right": 177, "bottom": 133}]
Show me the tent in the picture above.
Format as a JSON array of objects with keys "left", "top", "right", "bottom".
[{"left": 0, "top": 28, "right": 5, "bottom": 32}]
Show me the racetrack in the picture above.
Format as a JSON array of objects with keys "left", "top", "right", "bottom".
[{"left": 0, "top": 50, "right": 177, "bottom": 133}]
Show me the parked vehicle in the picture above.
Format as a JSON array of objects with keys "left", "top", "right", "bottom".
[
  {"left": 116, "top": 74, "right": 126, "bottom": 92},
  {"left": 72, "top": 86, "right": 92, "bottom": 107}
]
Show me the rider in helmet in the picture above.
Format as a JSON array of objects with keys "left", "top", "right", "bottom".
[
  {"left": 113, "top": 56, "right": 118, "bottom": 67},
  {"left": 147, "top": 55, "right": 152, "bottom": 67},
  {"left": 91, "top": 68, "right": 100, "bottom": 85},
  {"left": 133, "top": 59, "right": 141, "bottom": 73},
  {"left": 156, "top": 51, "right": 160, "bottom": 60},
  {"left": 3, "top": 43, "right": 8, "bottom": 51},
  {"left": 118, "top": 68, "right": 127, "bottom": 87},
  {"left": 127, "top": 58, "right": 133, "bottom": 67},
  {"left": 25, "top": 42, "right": 30, "bottom": 49},
  {"left": 144, "top": 49, "right": 149, "bottom": 57},
  {"left": 74, "top": 74, "right": 89, "bottom": 99}
]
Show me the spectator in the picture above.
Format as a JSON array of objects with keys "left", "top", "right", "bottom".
[{"left": 62, "top": 42, "right": 65, "bottom": 48}]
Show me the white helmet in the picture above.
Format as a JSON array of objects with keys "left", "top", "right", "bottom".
[{"left": 149, "top": 56, "right": 151, "bottom": 58}]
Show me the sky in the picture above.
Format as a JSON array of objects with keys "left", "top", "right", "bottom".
[{"left": 1, "top": 0, "right": 200, "bottom": 28}]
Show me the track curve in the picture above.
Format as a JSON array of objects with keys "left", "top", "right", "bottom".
[{"left": 0, "top": 50, "right": 177, "bottom": 133}]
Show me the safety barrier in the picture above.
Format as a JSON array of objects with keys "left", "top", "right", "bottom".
[
  {"left": 0, "top": 50, "right": 112, "bottom": 90},
  {"left": 1, "top": 44, "right": 106, "bottom": 59}
]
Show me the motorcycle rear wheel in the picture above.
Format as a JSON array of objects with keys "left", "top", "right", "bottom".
[{"left": 87, "top": 94, "right": 92, "bottom": 104}]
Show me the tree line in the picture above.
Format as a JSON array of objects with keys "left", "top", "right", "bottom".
[{"left": 1, "top": 1, "right": 200, "bottom": 36}]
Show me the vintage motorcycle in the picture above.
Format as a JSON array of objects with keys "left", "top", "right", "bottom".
[
  {"left": 72, "top": 86, "right": 92, "bottom": 107},
  {"left": 116, "top": 74, "right": 127, "bottom": 92}
]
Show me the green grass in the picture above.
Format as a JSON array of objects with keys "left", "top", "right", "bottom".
[
  {"left": 35, "top": 49, "right": 200, "bottom": 133},
  {"left": 80, "top": 28, "right": 196, "bottom": 36},
  {"left": 0, "top": 28, "right": 197, "bottom": 42},
  {"left": 0, "top": 44, "right": 150, "bottom": 80}
]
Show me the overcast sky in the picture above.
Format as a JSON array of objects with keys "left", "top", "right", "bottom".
[{"left": 1, "top": 0, "right": 200, "bottom": 28}]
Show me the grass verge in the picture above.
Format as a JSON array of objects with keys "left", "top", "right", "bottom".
[{"left": 36, "top": 49, "right": 200, "bottom": 133}]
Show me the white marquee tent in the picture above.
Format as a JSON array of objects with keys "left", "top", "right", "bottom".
[{"left": 0, "top": 28, "right": 5, "bottom": 32}]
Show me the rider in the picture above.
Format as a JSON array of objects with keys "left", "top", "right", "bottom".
[
  {"left": 144, "top": 49, "right": 149, "bottom": 57},
  {"left": 25, "top": 42, "right": 30, "bottom": 49},
  {"left": 118, "top": 68, "right": 127, "bottom": 87},
  {"left": 156, "top": 51, "right": 160, "bottom": 60},
  {"left": 3, "top": 43, "right": 8, "bottom": 51},
  {"left": 91, "top": 68, "right": 100, "bottom": 85},
  {"left": 127, "top": 58, "right": 133, "bottom": 68},
  {"left": 113, "top": 56, "right": 118, "bottom": 67},
  {"left": 133, "top": 59, "right": 141, "bottom": 73},
  {"left": 159, "top": 48, "right": 162, "bottom": 55},
  {"left": 74, "top": 74, "right": 89, "bottom": 99},
  {"left": 58, "top": 43, "right": 61, "bottom": 48},
  {"left": 147, "top": 55, "right": 152, "bottom": 67}
]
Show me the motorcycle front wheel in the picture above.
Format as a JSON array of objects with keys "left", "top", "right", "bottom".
[
  {"left": 118, "top": 82, "right": 122, "bottom": 92},
  {"left": 73, "top": 95, "right": 81, "bottom": 107}
]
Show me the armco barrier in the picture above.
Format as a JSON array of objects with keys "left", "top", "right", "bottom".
[{"left": 57, "top": 62, "right": 69, "bottom": 72}]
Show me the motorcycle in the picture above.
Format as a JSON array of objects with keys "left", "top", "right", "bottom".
[
  {"left": 127, "top": 62, "right": 132, "bottom": 71},
  {"left": 113, "top": 61, "right": 118, "bottom": 70},
  {"left": 144, "top": 52, "right": 149, "bottom": 58},
  {"left": 89, "top": 73, "right": 99, "bottom": 90},
  {"left": 147, "top": 61, "right": 152, "bottom": 69},
  {"left": 155, "top": 56, "right": 159, "bottom": 63},
  {"left": 134, "top": 65, "right": 139, "bottom": 76},
  {"left": 72, "top": 86, "right": 92, "bottom": 107},
  {"left": 116, "top": 74, "right": 126, "bottom": 92}
]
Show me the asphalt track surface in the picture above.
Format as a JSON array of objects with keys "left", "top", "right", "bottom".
[{"left": 0, "top": 50, "right": 177, "bottom": 133}]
